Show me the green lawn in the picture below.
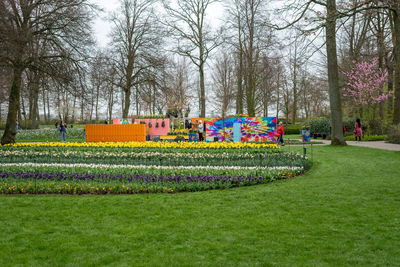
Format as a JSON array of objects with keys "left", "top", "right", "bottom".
[{"left": 0, "top": 145, "right": 399, "bottom": 266}]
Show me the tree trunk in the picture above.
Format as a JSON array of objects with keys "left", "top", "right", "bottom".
[
  {"left": 264, "top": 99, "right": 268, "bottom": 117},
  {"left": 376, "top": 10, "right": 385, "bottom": 120},
  {"left": 80, "top": 91, "right": 84, "bottom": 122},
  {"left": 109, "top": 90, "right": 114, "bottom": 121},
  {"left": 199, "top": 62, "right": 206, "bottom": 117},
  {"left": 123, "top": 88, "right": 131, "bottom": 118},
  {"left": 72, "top": 94, "right": 77, "bottom": 123},
  {"left": 326, "top": 0, "right": 346, "bottom": 145},
  {"left": 95, "top": 85, "right": 100, "bottom": 121},
  {"left": 292, "top": 46, "right": 298, "bottom": 124},
  {"left": 1, "top": 66, "right": 24, "bottom": 145},
  {"left": 152, "top": 84, "right": 156, "bottom": 115},
  {"left": 64, "top": 92, "right": 70, "bottom": 122},
  {"left": 31, "top": 85, "right": 40, "bottom": 129},
  {"left": 276, "top": 76, "right": 280, "bottom": 119},
  {"left": 20, "top": 93, "right": 27, "bottom": 127},
  {"left": 236, "top": 18, "right": 244, "bottom": 115},
  {"left": 89, "top": 88, "right": 94, "bottom": 121},
  {"left": 136, "top": 85, "right": 140, "bottom": 115},
  {"left": 30, "top": 72, "right": 40, "bottom": 129},
  {"left": 46, "top": 90, "right": 50, "bottom": 122},
  {"left": 392, "top": 4, "right": 400, "bottom": 124},
  {"left": 387, "top": 59, "right": 394, "bottom": 115},
  {"left": 246, "top": 7, "right": 256, "bottom": 117},
  {"left": 42, "top": 87, "right": 47, "bottom": 123}
]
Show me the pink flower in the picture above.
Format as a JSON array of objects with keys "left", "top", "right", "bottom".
[{"left": 342, "top": 58, "right": 390, "bottom": 105}]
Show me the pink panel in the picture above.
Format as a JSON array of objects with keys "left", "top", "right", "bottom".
[{"left": 135, "top": 119, "right": 170, "bottom": 137}]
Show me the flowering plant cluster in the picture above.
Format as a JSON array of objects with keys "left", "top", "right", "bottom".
[
  {"left": 2, "top": 141, "right": 278, "bottom": 149},
  {"left": 0, "top": 147, "right": 305, "bottom": 168},
  {"left": 0, "top": 141, "right": 307, "bottom": 195},
  {"left": 0, "top": 171, "right": 302, "bottom": 194},
  {"left": 342, "top": 58, "right": 390, "bottom": 105},
  {"left": 0, "top": 128, "right": 84, "bottom": 141}
]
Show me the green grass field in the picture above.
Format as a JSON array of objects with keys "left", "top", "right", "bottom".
[{"left": 0, "top": 145, "right": 399, "bottom": 266}]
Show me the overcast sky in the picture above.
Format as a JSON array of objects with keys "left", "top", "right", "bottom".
[
  {"left": 90, "top": 0, "right": 119, "bottom": 47},
  {"left": 91, "top": 0, "right": 225, "bottom": 48}
]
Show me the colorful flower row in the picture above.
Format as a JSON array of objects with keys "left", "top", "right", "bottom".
[
  {"left": 1, "top": 141, "right": 279, "bottom": 149},
  {"left": 0, "top": 150, "right": 307, "bottom": 168},
  {"left": 0, "top": 128, "right": 84, "bottom": 140},
  {"left": 0, "top": 171, "right": 298, "bottom": 194},
  {"left": 0, "top": 150, "right": 273, "bottom": 159},
  {"left": 0, "top": 163, "right": 304, "bottom": 180}
]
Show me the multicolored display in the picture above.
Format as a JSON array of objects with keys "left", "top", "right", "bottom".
[
  {"left": 205, "top": 117, "right": 277, "bottom": 142},
  {"left": 112, "top": 118, "right": 132, "bottom": 125}
]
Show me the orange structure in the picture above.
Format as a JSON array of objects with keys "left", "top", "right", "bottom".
[
  {"left": 191, "top": 118, "right": 206, "bottom": 129},
  {"left": 85, "top": 124, "right": 146, "bottom": 142}
]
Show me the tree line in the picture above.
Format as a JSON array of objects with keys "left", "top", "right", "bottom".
[{"left": 1, "top": 0, "right": 400, "bottom": 145}]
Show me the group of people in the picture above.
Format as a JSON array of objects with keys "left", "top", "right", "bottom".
[
  {"left": 51, "top": 118, "right": 363, "bottom": 144},
  {"left": 275, "top": 118, "right": 363, "bottom": 146}
]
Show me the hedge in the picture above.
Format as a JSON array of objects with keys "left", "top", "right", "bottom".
[{"left": 386, "top": 124, "right": 400, "bottom": 144}]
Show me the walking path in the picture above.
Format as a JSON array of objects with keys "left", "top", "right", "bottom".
[{"left": 306, "top": 139, "right": 400, "bottom": 151}]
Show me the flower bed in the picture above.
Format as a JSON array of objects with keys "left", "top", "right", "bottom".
[
  {"left": 0, "top": 128, "right": 84, "bottom": 141},
  {"left": 0, "top": 142, "right": 308, "bottom": 194},
  {"left": 0, "top": 171, "right": 301, "bottom": 194},
  {"left": 3, "top": 141, "right": 278, "bottom": 149}
]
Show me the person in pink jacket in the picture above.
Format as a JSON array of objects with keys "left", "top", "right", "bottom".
[{"left": 353, "top": 118, "right": 363, "bottom": 141}]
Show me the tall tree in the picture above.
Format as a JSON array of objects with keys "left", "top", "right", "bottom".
[
  {"left": 0, "top": 0, "right": 94, "bottom": 144},
  {"left": 390, "top": 1, "right": 400, "bottom": 124},
  {"left": 212, "top": 51, "right": 235, "bottom": 117},
  {"left": 227, "top": 0, "right": 274, "bottom": 117},
  {"left": 326, "top": 0, "right": 346, "bottom": 144},
  {"left": 163, "top": 0, "right": 222, "bottom": 117},
  {"left": 110, "top": 0, "right": 163, "bottom": 118},
  {"left": 273, "top": 0, "right": 347, "bottom": 145}
]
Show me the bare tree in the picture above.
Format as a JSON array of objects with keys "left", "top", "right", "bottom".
[
  {"left": 0, "top": 0, "right": 94, "bottom": 144},
  {"left": 163, "top": 0, "right": 222, "bottom": 117},
  {"left": 110, "top": 0, "right": 163, "bottom": 118},
  {"left": 272, "top": 0, "right": 348, "bottom": 144},
  {"left": 299, "top": 70, "right": 329, "bottom": 119},
  {"left": 227, "top": 0, "right": 275, "bottom": 117},
  {"left": 163, "top": 58, "right": 193, "bottom": 113},
  {"left": 0, "top": 67, "right": 11, "bottom": 122},
  {"left": 212, "top": 51, "right": 235, "bottom": 117},
  {"left": 101, "top": 57, "right": 119, "bottom": 121},
  {"left": 89, "top": 51, "right": 112, "bottom": 121}
]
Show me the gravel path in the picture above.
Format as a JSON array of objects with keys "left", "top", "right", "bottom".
[{"left": 306, "top": 139, "right": 400, "bottom": 151}]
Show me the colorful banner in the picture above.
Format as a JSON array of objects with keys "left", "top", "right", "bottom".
[
  {"left": 205, "top": 117, "right": 277, "bottom": 142},
  {"left": 302, "top": 130, "right": 311, "bottom": 142},
  {"left": 112, "top": 118, "right": 132, "bottom": 125}
]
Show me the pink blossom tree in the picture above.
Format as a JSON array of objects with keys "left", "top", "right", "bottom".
[{"left": 343, "top": 58, "right": 390, "bottom": 106}]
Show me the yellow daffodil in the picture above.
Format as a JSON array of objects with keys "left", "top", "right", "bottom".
[{"left": 3, "top": 141, "right": 278, "bottom": 149}]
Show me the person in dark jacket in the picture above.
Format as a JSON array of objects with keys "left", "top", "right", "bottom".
[
  {"left": 353, "top": 118, "right": 362, "bottom": 141},
  {"left": 59, "top": 121, "right": 67, "bottom": 142}
]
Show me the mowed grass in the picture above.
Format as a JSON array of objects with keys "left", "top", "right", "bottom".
[{"left": 0, "top": 145, "right": 399, "bottom": 266}]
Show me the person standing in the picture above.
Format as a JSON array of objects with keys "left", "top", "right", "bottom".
[
  {"left": 59, "top": 121, "right": 67, "bottom": 142},
  {"left": 353, "top": 118, "right": 362, "bottom": 141},
  {"left": 277, "top": 122, "right": 285, "bottom": 146},
  {"left": 198, "top": 120, "right": 204, "bottom": 141}
]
